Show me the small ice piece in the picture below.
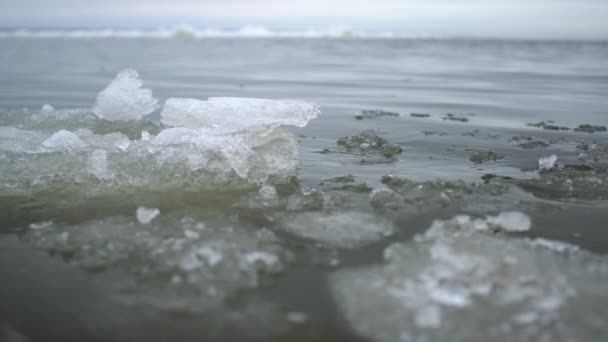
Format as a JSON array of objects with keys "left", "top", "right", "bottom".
[
  {"left": 136, "top": 206, "right": 160, "bottom": 224},
  {"left": 242, "top": 251, "right": 279, "bottom": 267},
  {"left": 196, "top": 247, "right": 223, "bottom": 267},
  {"left": 41, "top": 130, "right": 86, "bottom": 151},
  {"left": 281, "top": 212, "right": 394, "bottom": 249},
  {"left": 29, "top": 220, "right": 54, "bottom": 230},
  {"left": 486, "top": 212, "right": 531, "bottom": 232},
  {"left": 87, "top": 149, "right": 112, "bottom": 180},
  {"left": 532, "top": 238, "right": 580, "bottom": 253},
  {"left": 184, "top": 229, "right": 200, "bottom": 240},
  {"left": 41, "top": 104, "right": 54, "bottom": 113},
  {"left": 286, "top": 312, "right": 308, "bottom": 324},
  {"left": 106, "top": 133, "right": 131, "bottom": 151},
  {"left": 141, "top": 130, "right": 151, "bottom": 141},
  {"left": 258, "top": 184, "right": 278, "bottom": 200},
  {"left": 161, "top": 97, "right": 319, "bottom": 132},
  {"left": 538, "top": 154, "right": 557, "bottom": 170},
  {"left": 92, "top": 69, "right": 159, "bottom": 121}
]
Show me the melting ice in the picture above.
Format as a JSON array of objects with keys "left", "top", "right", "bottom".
[
  {"left": 331, "top": 213, "right": 608, "bottom": 342},
  {"left": 0, "top": 69, "right": 319, "bottom": 196}
]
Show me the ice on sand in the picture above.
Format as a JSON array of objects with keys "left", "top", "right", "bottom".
[
  {"left": 331, "top": 214, "right": 608, "bottom": 342},
  {"left": 92, "top": 69, "right": 159, "bottom": 121},
  {"left": 161, "top": 97, "right": 320, "bottom": 131}
]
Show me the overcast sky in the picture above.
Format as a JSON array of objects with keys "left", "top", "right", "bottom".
[{"left": 2, "top": 0, "right": 608, "bottom": 39}]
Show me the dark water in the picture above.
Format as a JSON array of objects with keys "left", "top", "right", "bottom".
[{"left": 1, "top": 38, "right": 608, "bottom": 342}]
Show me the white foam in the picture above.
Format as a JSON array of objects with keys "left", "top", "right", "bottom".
[{"left": 92, "top": 69, "right": 159, "bottom": 121}]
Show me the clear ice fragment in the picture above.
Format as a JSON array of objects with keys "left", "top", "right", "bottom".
[
  {"left": 161, "top": 97, "right": 319, "bottom": 132},
  {"left": 92, "top": 69, "right": 159, "bottom": 121},
  {"left": 538, "top": 154, "right": 557, "bottom": 170},
  {"left": 136, "top": 206, "right": 160, "bottom": 224}
]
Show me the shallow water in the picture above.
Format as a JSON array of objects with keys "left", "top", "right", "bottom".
[{"left": 1, "top": 37, "right": 608, "bottom": 342}]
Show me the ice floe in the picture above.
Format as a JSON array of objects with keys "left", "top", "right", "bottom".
[
  {"left": 22, "top": 214, "right": 287, "bottom": 305},
  {"left": 279, "top": 211, "right": 393, "bottom": 248},
  {"left": 161, "top": 97, "right": 319, "bottom": 132},
  {"left": 0, "top": 69, "right": 319, "bottom": 196},
  {"left": 331, "top": 214, "right": 608, "bottom": 342}
]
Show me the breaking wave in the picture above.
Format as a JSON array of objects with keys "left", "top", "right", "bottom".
[{"left": 0, "top": 25, "right": 430, "bottom": 39}]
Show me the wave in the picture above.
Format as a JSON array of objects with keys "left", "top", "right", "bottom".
[{"left": 0, "top": 25, "right": 431, "bottom": 39}]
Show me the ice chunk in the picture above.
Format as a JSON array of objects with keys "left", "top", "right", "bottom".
[
  {"left": 280, "top": 211, "right": 393, "bottom": 248},
  {"left": 140, "top": 130, "right": 151, "bottom": 141},
  {"left": 161, "top": 97, "right": 319, "bottom": 132},
  {"left": 331, "top": 214, "right": 608, "bottom": 342},
  {"left": 40, "top": 104, "right": 54, "bottom": 113},
  {"left": 538, "top": 154, "right": 557, "bottom": 170},
  {"left": 286, "top": 312, "right": 308, "bottom": 324},
  {"left": 21, "top": 214, "right": 287, "bottom": 308},
  {"left": 485, "top": 211, "right": 531, "bottom": 232},
  {"left": 92, "top": 69, "right": 159, "bottom": 121},
  {"left": 531, "top": 238, "right": 580, "bottom": 253},
  {"left": 87, "top": 149, "right": 112, "bottom": 180},
  {"left": 41, "top": 129, "right": 86, "bottom": 151},
  {"left": 242, "top": 251, "right": 280, "bottom": 267},
  {"left": 136, "top": 206, "right": 160, "bottom": 224},
  {"left": 1, "top": 82, "right": 318, "bottom": 196}
]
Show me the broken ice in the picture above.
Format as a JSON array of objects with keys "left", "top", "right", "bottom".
[
  {"left": 136, "top": 206, "right": 160, "bottom": 224},
  {"left": 538, "top": 154, "right": 557, "bottom": 170},
  {"left": 280, "top": 211, "right": 394, "bottom": 248},
  {"left": 41, "top": 130, "right": 86, "bottom": 151},
  {"left": 92, "top": 69, "right": 159, "bottom": 121},
  {"left": 331, "top": 214, "right": 608, "bottom": 342},
  {"left": 161, "top": 97, "right": 319, "bottom": 132},
  {"left": 0, "top": 69, "right": 319, "bottom": 196}
]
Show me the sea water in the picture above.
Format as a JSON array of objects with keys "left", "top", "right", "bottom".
[{"left": 1, "top": 33, "right": 608, "bottom": 342}]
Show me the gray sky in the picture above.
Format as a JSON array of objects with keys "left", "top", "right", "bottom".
[{"left": 2, "top": 0, "right": 608, "bottom": 39}]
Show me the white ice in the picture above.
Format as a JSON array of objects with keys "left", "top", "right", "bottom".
[
  {"left": 538, "top": 154, "right": 557, "bottom": 170},
  {"left": 92, "top": 69, "right": 159, "bottom": 121},
  {"left": 280, "top": 211, "right": 394, "bottom": 248},
  {"left": 40, "top": 104, "right": 54, "bottom": 113},
  {"left": 331, "top": 214, "right": 608, "bottom": 342},
  {"left": 41, "top": 130, "right": 86, "bottom": 151},
  {"left": 485, "top": 211, "right": 531, "bottom": 232},
  {"left": 0, "top": 69, "right": 319, "bottom": 195},
  {"left": 161, "top": 97, "right": 320, "bottom": 132},
  {"left": 136, "top": 206, "right": 160, "bottom": 224}
]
